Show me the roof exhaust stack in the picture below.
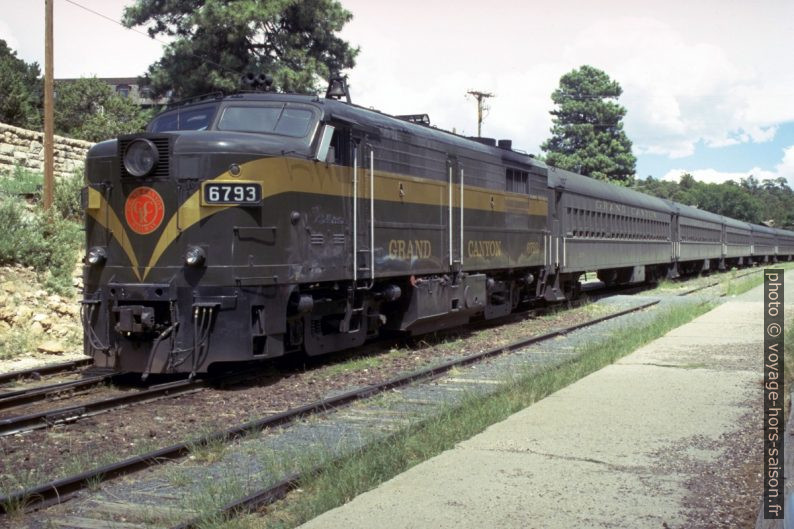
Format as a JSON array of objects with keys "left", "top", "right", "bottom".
[{"left": 498, "top": 139, "right": 513, "bottom": 150}]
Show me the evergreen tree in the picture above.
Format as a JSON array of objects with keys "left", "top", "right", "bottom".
[
  {"left": 54, "top": 78, "right": 151, "bottom": 142},
  {"left": 0, "top": 39, "right": 41, "bottom": 129},
  {"left": 122, "top": 0, "right": 359, "bottom": 100},
  {"left": 541, "top": 65, "right": 636, "bottom": 185}
]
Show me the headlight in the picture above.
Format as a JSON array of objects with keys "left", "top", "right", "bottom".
[
  {"left": 123, "top": 139, "right": 159, "bottom": 177},
  {"left": 185, "top": 246, "right": 206, "bottom": 267},
  {"left": 86, "top": 246, "right": 107, "bottom": 265}
]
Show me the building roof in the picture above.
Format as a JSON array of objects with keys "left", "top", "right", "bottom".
[{"left": 55, "top": 77, "right": 142, "bottom": 85}]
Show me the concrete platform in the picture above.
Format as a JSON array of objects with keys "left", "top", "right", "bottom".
[{"left": 299, "top": 271, "right": 794, "bottom": 529}]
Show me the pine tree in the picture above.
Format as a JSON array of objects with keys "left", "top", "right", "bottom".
[
  {"left": 54, "top": 78, "right": 151, "bottom": 142},
  {"left": 541, "top": 65, "right": 636, "bottom": 185},
  {"left": 123, "top": 0, "right": 359, "bottom": 100},
  {"left": 0, "top": 39, "right": 41, "bottom": 129}
]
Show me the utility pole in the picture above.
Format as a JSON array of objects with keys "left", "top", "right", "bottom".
[
  {"left": 43, "top": 0, "right": 54, "bottom": 210},
  {"left": 467, "top": 90, "right": 494, "bottom": 137}
]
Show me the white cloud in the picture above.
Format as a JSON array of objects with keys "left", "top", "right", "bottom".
[
  {"left": 2, "top": 0, "right": 791, "bottom": 165},
  {"left": 0, "top": 19, "right": 20, "bottom": 52},
  {"left": 660, "top": 145, "right": 794, "bottom": 188},
  {"left": 341, "top": 2, "right": 794, "bottom": 160},
  {"left": 559, "top": 16, "right": 793, "bottom": 158}
]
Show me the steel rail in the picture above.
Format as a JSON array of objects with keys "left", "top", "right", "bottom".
[
  {"left": 677, "top": 281, "right": 720, "bottom": 296},
  {"left": 0, "top": 378, "right": 207, "bottom": 436},
  {"left": 169, "top": 300, "right": 662, "bottom": 529},
  {"left": 0, "top": 375, "right": 111, "bottom": 411},
  {"left": 0, "top": 358, "right": 92, "bottom": 385},
  {"left": 677, "top": 267, "right": 762, "bottom": 297},
  {"left": 0, "top": 299, "right": 659, "bottom": 516}
]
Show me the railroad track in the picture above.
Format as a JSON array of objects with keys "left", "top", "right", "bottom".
[
  {"left": 0, "top": 267, "right": 759, "bottom": 521},
  {"left": 170, "top": 273, "right": 758, "bottom": 528},
  {"left": 0, "top": 358, "right": 93, "bottom": 386},
  {"left": 171, "top": 301, "right": 668, "bottom": 529},
  {"left": 0, "top": 280, "right": 641, "bottom": 438},
  {"left": 0, "top": 299, "right": 658, "bottom": 515},
  {"left": 0, "top": 266, "right": 745, "bottom": 421},
  {"left": 0, "top": 377, "right": 209, "bottom": 436},
  {"left": 0, "top": 374, "right": 111, "bottom": 411}
]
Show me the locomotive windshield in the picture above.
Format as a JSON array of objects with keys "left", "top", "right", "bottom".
[
  {"left": 149, "top": 103, "right": 219, "bottom": 133},
  {"left": 216, "top": 104, "right": 317, "bottom": 138},
  {"left": 147, "top": 101, "right": 318, "bottom": 139}
]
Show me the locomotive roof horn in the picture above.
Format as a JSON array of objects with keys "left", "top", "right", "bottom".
[
  {"left": 240, "top": 72, "right": 274, "bottom": 92},
  {"left": 326, "top": 72, "right": 351, "bottom": 103}
]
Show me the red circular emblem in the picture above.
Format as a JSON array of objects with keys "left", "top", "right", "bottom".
[{"left": 125, "top": 187, "right": 165, "bottom": 235}]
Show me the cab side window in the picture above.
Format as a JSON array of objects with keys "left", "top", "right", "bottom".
[{"left": 329, "top": 126, "right": 353, "bottom": 165}]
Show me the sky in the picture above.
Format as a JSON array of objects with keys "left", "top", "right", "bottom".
[{"left": 2, "top": 0, "right": 794, "bottom": 187}]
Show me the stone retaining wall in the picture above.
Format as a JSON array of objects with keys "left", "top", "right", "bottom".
[{"left": 0, "top": 122, "right": 94, "bottom": 179}]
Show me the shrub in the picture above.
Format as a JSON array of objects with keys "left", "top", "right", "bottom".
[
  {"left": 0, "top": 165, "right": 84, "bottom": 221},
  {"left": 54, "top": 167, "right": 84, "bottom": 221},
  {"left": 0, "top": 196, "right": 82, "bottom": 295},
  {"left": 0, "top": 166, "right": 42, "bottom": 197}
]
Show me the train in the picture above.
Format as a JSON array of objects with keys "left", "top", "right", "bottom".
[{"left": 80, "top": 83, "right": 794, "bottom": 377}]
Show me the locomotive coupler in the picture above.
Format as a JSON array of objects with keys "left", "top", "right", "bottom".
[{"left": 113, "top": 305, "right": 155, "bottom": 334}]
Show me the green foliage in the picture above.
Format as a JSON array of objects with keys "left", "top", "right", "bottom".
[
  {"left": 0, "top": 196, "right": 82, "bottom": 295},
  {"left": 634, "top": 173, "right": 794, "bottom": 227},
  {"left": 54, "top": 78, "right": 151, "bottom": 142},
  {"left": 54, "top": 168, "right": 85, "bottom": 221},
  {"left": 541, "top": 65, "right": 637, "bottom": 185},
  {"left": 0, "top": 39, "right": 41, "bottom": 129},
  {"left": 0, "top": 166, "right": 84, "bottom": 221},
  {"left": 0, "top": 166, "right": 43, "bottom": 196},
  {"left": 122, "top": 0, "right": 359, "bottom": 99}
]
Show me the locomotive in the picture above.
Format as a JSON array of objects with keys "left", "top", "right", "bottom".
[{"left": 81, "top": 84, "right": 794, "bottom": 377}]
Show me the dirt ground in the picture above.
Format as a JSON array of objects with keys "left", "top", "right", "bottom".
[
  {"left": 0, "top": 264, "right": 85, "bottom": 373},
  {"left": 0, "top": 302, "right": 603, "bottom": 493}
]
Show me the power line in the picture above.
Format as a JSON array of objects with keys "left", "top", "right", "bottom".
[
  {"left": 62, "top": 0, "right": 165, "bottom": 45},
  {"left": 61, "top": 0, "right": 243, "bottom": 78}
]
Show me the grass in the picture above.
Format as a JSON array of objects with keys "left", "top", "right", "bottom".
[
  {"left": 0, "top": 432, "right": 150, "bottom": 515},
  {"left": 170, "top": 299, "right": 713, "bottom": 529},
  {"left": 254, "top": 301, "right": 715, "bottom": 529},
  {"left": 723, "top": 262, "right": 794, "bottom": 297},
  {"left": 187, "top": 424, "right": 232, "bottom": 465},
  {"left": 0, "top": 165, "right": 83, "bottom": 220},
  {"left": 321, "top": 353, "right": 389, "bottom": 377},
  {"left": 0, "top": 467, "right": 42, "bottom": 517},
  {"left": 0, "top": 165, "right": 84, "bottom": 295},
  {"left": 0, "top": 166, "right": 43, "bottom": 196},
  {"left": 0, "top": 326, "right": 36, "bottom": 360},
  {"left": 0, "top": 198, "right": 82, "bottom": 295}
]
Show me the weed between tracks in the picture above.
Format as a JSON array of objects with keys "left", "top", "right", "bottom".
[
  {"left": 722, "top": 262, "right": 794, "bottom": 297},
  {"left": 177, "top": 300, "right": 714, "bottom": 529},
  {"left": 2, "top": 269, "right": 779, "bottom": 524}
]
